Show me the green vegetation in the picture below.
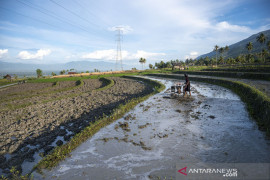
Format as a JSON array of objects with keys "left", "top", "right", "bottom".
[
  {"left": 27, "top": 76, "right": 90, "bottom": 83},
  {"left": 172, "top": 70, "right": 270, "bottom": 81},
  {"left": 96, "top": 78, "right": 115, "bottom": 91},
  {"left": 36, "top": 69, "right": 42, "bottom": 78},
  {"left": 139, "top": 57, "right": 146, "bottom": 70},
  {"left": 257, "top": 33, "right": 267, "bottom": 62},
  {"left": 60, "top": 70, "right": 66, "bottom": 75},
  {"left": 33, "top": 76, "right": 165, "bottom": 173},
  {"left": 0, "top": 166, "right": 33, "bottom": 180},
  {"left": 0, "top": 79, "right": 18, "bottom": 86}
]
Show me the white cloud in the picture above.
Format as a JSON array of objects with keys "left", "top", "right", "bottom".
[
  {"left": 82, "top": 49, "right": 116, "bottom": 60},
  {"left": 129, "top": 50, "right": 165, "bottom": 59},
  {"left": 108, "top": 25, "right": 133, "bottom": 34},
  {"left": 215, "top": 21, "right": 250, "bottom": 32},
  {"left": 185, "top": 51, "right": 198, "bottom": 59},
  {"left": 0, "top": 49, "right": 8, "bottom": 58},
  {"left": 18, "top": 49, "right": 51, "bottom": 60},
  {"left": 81, "top": 49, "right": 165, "bottom": 60}
]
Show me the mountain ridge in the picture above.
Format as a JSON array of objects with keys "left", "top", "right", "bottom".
[
  {"left": 0, "top": 60, "right": 136, "bottom": 73},
  {"left": 197, "top": 29, "right": 270, "bottom": 59}
]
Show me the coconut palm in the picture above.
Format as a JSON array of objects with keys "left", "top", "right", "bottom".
[
  {"left": 256, "top": 33, "right": 267, "bottom": 62},
  {"left": 143, "top": 58, "right": 146, "bottom": 69},
  {"left": 262, "top": 49, "right": 268, "bottom": 62},
  {"left": 246, "top": 42, "right": 253, "bottom": 63},
  {"left": 139, "top": 57, "right": 146, "bottom": 70},
  {"left": 267, "top": 41, "right": 270, "bottom": 51},
  {"left": 218, "top": 47, "right": 225, "bottom": 65},
  {"left": 224, "top": 45, "right": 229, "bottom": 64},
  {"left": 213, "top": 45, "right": 219, "bottom": 66}
]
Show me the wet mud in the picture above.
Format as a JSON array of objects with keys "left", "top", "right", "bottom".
[{"left": 36, "top": 77, "right": 270, "bottom": 179}]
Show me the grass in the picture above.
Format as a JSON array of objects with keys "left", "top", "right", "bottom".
[
  {"left": 27, "top": 76, "right": 90, "bottom": 83},
  {"left": 33, "top": 76, "right": 165, "bottom": 173},
  {"left": 171, "top": 70, "right": 270, "bottom": 81},
  {"left": 95, "top": 78, "right": 115, "bottom": 91},
  {"left": 0, "top": 167, "right": 33, "bottom": 180},
  {"left": 0, "top": 79, "right": 21, "bottom": 86}
]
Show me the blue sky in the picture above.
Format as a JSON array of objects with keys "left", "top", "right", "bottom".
[{"left": 0, "top": 0, "right": 270, "bottom": 66}]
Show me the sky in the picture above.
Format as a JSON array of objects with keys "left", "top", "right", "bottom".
[{"left": 0, "top": 0, "right": 270, "bottom": 66}]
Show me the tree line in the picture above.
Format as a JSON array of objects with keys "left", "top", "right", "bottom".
[
  {"left": 212, "top": 33, "right": 270, "bottom": 65},
  {"left": 150, "top": 33, "right": 270, "bottom": 69}
]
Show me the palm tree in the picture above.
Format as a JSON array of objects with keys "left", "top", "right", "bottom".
[
  {"left": 213, "top": 45, "right": 219, "bottom": 67},
  {"left": 224, "top": 45, "right": 229, "bottom": 64},
  {"left": 143, "top": 58, "right": 146, "bottom": 69},
  {"left": 262, "top": 49, "right": 268, "bottom": 62},
  {"left": 246, "top": 42, "right": 253, "bottom": 63},
  {"left": 219, "top": 47, "right": 225, "bottom": 65},
  {"left": 139, "top": 57, "right": 146, "bottom": 70},
  {"left": 256, "top": 33, "right": 267, "bottom": 62}
]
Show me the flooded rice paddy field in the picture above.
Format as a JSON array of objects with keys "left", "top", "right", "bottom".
[
  {"left": 0, "top": 77, "right": 153, "bottom": 176},
  {"left": 38, "top": 77, "right": 270, "bottom": 179}
]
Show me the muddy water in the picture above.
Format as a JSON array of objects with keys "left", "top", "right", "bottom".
[{"left": 39, "top": 77, "right": 270, "bottom": 179}]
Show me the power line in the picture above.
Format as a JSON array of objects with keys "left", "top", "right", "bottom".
[
  {"left": 15, "top": 0, "right": 92, "bottom": 34},
  {"left": 73, "top": 0, "right": 112, "bottom": 28},
  {"left": 0, "top": 6, "right": 60, "bottom": 30},
  {"left": 49, "top": 0, "right": 101, "bottom": 29}
]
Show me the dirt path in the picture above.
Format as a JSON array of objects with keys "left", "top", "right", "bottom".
[{"left": 39, "top": 77, "right": 270, "bottom": 179}]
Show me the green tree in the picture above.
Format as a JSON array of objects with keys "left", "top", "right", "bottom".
[
  {"left": 139, "top": 57, "right": 144, "bottom": 70},
  {"left": 149, "top": 64, "right": 153, "bottom": 69},
  {"left": 218, "top": 47, "right": 225, "bottom": 64},
  {"left": 166, "top": 61, "right": 172, "bottom": 68},
  {"left": 218, "top": 56, "right": 224, "bottom": 65},
  {"left": 267, "top": 41, "right": 270, "bottom": 51},
  {"left": 139, "top": 57, "right": 146, "bottom": 70},
  {"left": 224, "top": 45, "right": 229, "bottom": 63},
  {"left": 213, "top": 45, "right": 219, "bottom": 66},
  {"left": 256, "top": 33, "right": 267, "bottom": 62},
  {"left": 36, "top": 69, "right": 42, "bottom": 78},
  {"left": 143, "top": 58, "right": 146, "bottom": 69},
  {"left": 227, "top": 57, "right": 235, "bottom": 64},
  {"left": 51, "top": 72, "right": 56, "bottom": 76},
  {"left": 60, "top": 70, "right": 66, "bottom": 75},
  {"left": 262, "top": 49, "right": 268, "bottom": 62},
  {"left": 209, "top": 58, "right": 215, "bottom": 66},
  {"left": 203, "top": 56, "right": 210, "bottom": 66},
  {"left": 246, "top": 42, "right": 253, "bottom": 63}
]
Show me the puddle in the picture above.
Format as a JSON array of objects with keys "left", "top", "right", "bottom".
[{"left": 37, "top": 77, "right": 270, "bottom": 179}]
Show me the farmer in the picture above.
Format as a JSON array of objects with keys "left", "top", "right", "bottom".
[{"left": 183, "top": 74, "right": 191, "bottom": 97}]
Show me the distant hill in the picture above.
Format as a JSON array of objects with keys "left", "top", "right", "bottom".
[
  {"left": 0, "top": 60, "right": 135, "bottom": 74},
  {"left": 197, "top": 29, "right": 270, "bottom": 59}
]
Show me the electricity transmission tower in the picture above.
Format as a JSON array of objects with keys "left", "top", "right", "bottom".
[{"left": 115, "top": 27, "right": 123, "bottom": 71}]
